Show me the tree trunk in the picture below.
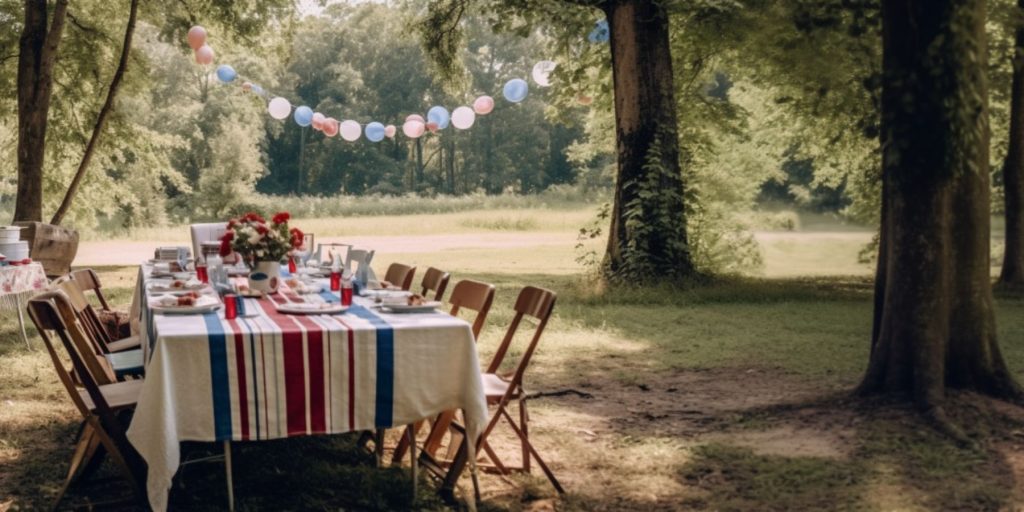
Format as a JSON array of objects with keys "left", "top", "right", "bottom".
[
  {"left": 602, "top": 0, "right": 695, "bottom": 281},
  {"left": 14, "top": 0, "right": 69, "bottom": 223},
  {"left": 50, "top": 0, "right": 139, "bottom": 226},
  {"left": 1001, "top": 0, "right": 1024, "bottom": 286},
  {"left": 859, "top": 0, "right": 1021, "bottom": 409}
]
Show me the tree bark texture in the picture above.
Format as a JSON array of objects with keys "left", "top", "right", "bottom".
[
  {"left": 602, "top": 0, "right": 695, "bottom": 281},
  {"left": 1001, "top": 0, "right": 1024, "bottom": 286},
  {"left": 860, "top": 0, "right": 1021, "bottom": 408},
  {"left": 14, "top": 0, "right": 69, "bottom": 223},
  {"left": 50, "top": 0, "right": 139, "bottom": 226}
]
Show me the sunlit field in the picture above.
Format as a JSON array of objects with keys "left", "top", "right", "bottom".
[{"left": 3, "top": 205, "right": 1023, "bottom": 510}]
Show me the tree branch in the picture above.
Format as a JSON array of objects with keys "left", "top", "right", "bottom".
[{"left": 50, "top": 0, "right": 140, "bottom": 226}]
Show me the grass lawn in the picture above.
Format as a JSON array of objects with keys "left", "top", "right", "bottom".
[{"left": 2, "top": 207, "right": 1023, "bottom": 510}]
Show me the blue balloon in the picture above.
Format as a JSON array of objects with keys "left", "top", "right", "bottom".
[
  {"left": 294, "top": 106, "right": 313, "bottom": 127},
  {"left": 503, "top": 78, "right": 529, "bottom": 103},
  {"left": 427, "top": 106, "right": 450, "bottom": 129},
  {"left": 365, "top": 122, "right": 386, "bottom": 142},
  {"left": 588, "top": 19, "right": 610, "bottom": 44},
  {"left": 216, "top": 64, "right": 236, "bottom": 83}
]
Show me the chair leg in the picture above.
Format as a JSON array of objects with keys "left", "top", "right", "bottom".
[
  {"left": 392, "top": 421, "right": 422, "bottom": 465},
  {"left": 481, "top": 439, "right": 509, "bottom": 474},
  {"left": 423, "top": 410, "right": 456, "bottom": 458},
  {"left": 520, "top": 398, "right": 530, "bottom": 473},
  {"left": 500, "top": 408, "right": 564, "bottom": 494},
  {"left": 53, "top": 424, "right": 97, "bottom": 510},
  {"left": 224, "top": 440, "right": 235, "bottom": 512},
  {"left": 374, "top": 429, "right": 385, "bottom": 467}
]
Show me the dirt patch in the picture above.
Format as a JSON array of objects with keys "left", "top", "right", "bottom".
[{"left": 710, "top": 425, "right": 853, "bottom": 459}]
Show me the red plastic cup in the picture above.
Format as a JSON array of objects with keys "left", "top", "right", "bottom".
[
  {"left": 330, "top": 271, "right": 341, "bottom": 291},
  {"left": 224, "top": 293, "right": 238, "bottom": 319},
  {"left": 288, "top": 257, "right": 297, "bottom": 274},
  {"left": 196, "top": 263, "right": 209, "bottom": 283},
  {"left": 341, "top": 286, "right": 353, "bottom": 306}
]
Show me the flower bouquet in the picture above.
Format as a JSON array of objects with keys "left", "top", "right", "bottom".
[{"left": 220, "top": 212, "right": 304, "bottom": 293}]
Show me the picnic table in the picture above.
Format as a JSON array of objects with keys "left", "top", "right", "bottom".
[{"left": 126, "top": 264, "right": 487, "bottom": 511}]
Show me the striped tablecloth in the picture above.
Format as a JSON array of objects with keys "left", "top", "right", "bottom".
[{"left": 127, "top": 265, "right": 487, "bottom": 511}]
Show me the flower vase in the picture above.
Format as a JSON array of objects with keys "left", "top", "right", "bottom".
[{"left": 248, "top": 260, "right": 281, "bottom": 294}]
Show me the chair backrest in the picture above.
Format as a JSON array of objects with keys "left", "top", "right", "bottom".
[
  {"left": 316, "top": 242, "right": 350, "bottom": 264},
  {"left": 384, "top": 263, "right": 416, "bottom": 291},
  {"left": 420, "top": 267, "right": 451, "bottom": 302},
  {"left": 29, "top": 290, "right": 117, "bottom": 387},
  {"left": 71, "top": 268, "right": 112, "bottom": 311},
  {"left": 346, "top": 249, "right": 375, "bottom": 281},
  {"left": 448, "top": 279, "right": 496, "bottom": 339},
  {"left": 56, "top": 280, "right": 114, "bottom": 357},
  {"left": 486, "top": 286, "right": 556, "bottom": 391},
  {"left": 190, "top": 222, "right": 227, "bottom": 263}
]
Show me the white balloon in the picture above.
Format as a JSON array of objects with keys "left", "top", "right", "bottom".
[
  {"left": 451, "top": 106, "right": 476, "bottom": 130},
  {"left": 268, "top": 97, "right": 291, "bottom": 120},
  {"left": 532, "top": 60, "right": 557, "bottom": 87},
  {"left": 339, "top": 120, "right": 361, "bottom": 141}
]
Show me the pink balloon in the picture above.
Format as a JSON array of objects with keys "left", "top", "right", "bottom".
[
  {"left": 473, "top": 95, "right": 495, "bottom": 115},
  {"left": 311, "top": 112, "right": 326, "bottom": 130},
  {"left": 242, "top": 82, "right": 253, "bottom": 92},
  {"left": 402, "top": 120, "right": 425, "bottom": 138},
  {"left": 406, "top": 114, "right": 425, "bottom": 124},
  {"left": 322, "top": 118, "right": 339, "bottom": 137},
  {"left": 195, "top": 45, "right": 214, "bottom": 65},
  {"left": 187, "top": 26, "right": 207, "bottom": 50},
  {"left": 384, "top": 125, "right": 397, "bottom": 138},
  {"left": 426, "top": 121, "right": 439, "bottom": 134}
]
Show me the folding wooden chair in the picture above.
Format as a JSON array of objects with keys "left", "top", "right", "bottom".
[
  {"left": 392, "top": 279, "right": 495, "bottom": 464},
  {"left": 424, "top": 286, "right": 564, "bottom": 496},
  {"left": 27, "top": 291, "right": 148, "bottom": 509},
  {"left": 56, "top": 280, "right": 143, "bottom": 379},
  {"left": 420, "top": 267, "right": 451, "bottom": 302},
  {"left": 384, "top": 263, "right": 417, "bottom": 291}
]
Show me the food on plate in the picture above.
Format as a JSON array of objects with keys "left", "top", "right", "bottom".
[
  {"left": 379, "top": 280, "right": 393, "bottom": 289},
  {"left": 285, "top": 278, "right": 300, "bottom": 288},
  {"left": 176, "top": 295, "right": 197, "bottom": 307},
  {"left": 170, "top": 279, "right": 187, "bottom": 289},
  {"left": 407, "top": 294, "right": 424, "bottom": 306},
  {"left": 238, "top": 283, "right": 250, "bottom": 292}
]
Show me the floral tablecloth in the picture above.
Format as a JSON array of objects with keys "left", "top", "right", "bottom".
[{"left": 0, "top": 263, "right": 48, "bottom": 310}]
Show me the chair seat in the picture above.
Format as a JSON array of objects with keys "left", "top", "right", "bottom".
[
  {"left": 482, "top": 373, "right": 521, "bottom": 401},
  {"left": 78, "top": 379, "right": 144, "bottom": 411},
  {"left": 105, "top": 349, "right": 144, "bottom": 378},
  {"left": 107, "top": 335, "right": 141, "bottom": 353}
]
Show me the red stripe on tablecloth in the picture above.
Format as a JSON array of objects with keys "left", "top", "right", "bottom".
[
  {"left": 260, "top": 331, "right": 269, "bottom": 438},
  {"left": 255, "top": 297, "right": 308, "bottom": 436},
  {"left": 227, "top": 318, "right": 250, "bottom": 440},
  {"left": 291, "top": 313, "right": 326, "bottom": 433}
]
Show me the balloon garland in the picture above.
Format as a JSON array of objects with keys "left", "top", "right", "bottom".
[{"left": 185, "top": 21, "right": 608, "bottom": 142}]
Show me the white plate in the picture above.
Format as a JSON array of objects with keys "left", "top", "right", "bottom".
[
  {"left": 379, "top": 301, "right": 443, "bottom": 314},
  {"left": 149, "top": 281, "right": 206, "bottom": 293},
  {"left": 276, "top": 303, "right": 347, "bottom": 315},
  {"left": 362, "top": 289, "right": 411, "bottom": 299},
  {"left": 150, "top": 302, "right": 222, "bottom": 315}
]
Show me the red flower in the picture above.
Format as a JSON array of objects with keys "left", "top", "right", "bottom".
[
  {"left": 256, "top": 224, "right": 269, "bottom": 235},
  {"left": 244, "top": 212, "right": 265, "bottom": 223},
  {"left": 221, "top": 231, "right": 234, "bottom": 242},
  {"left": 219, "top": 237, "right": 231, "bottom": 257},
  {"left": 272, "top": 212, "right": 290, "bottom": 224},
  {"left": 227, "top": 219, "right": 236, "bottom": 229},
  {"left": 289, "top": 227, "right": 304, "bottom": 247}
]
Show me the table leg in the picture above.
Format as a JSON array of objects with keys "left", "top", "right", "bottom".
[
  {"left": 224, "top": 440, "right": 235, "bottom": 512},
  {"left": 15, "top": 294, "right": 30, "bottom": 349},
  {"left": 408, "top": 426, "right": 418, "bottom": 500}
]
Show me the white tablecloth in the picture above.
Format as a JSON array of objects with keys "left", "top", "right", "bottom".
[
  {"left": 0, "top": 262, "right": 47, "bottom": 310},
  {"left": 126, "top": 265, "right": 487, "bottom": 511}
]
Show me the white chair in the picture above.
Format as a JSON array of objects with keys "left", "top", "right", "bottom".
[
  {"left": 346, "top": 249, "right": 376, "bottom": 282},
  {"left": 314, "top": 242, "right": 351, "bottom": 265},
  {"left": 190, "top": 223, "right": 227, "bottom": 262}
]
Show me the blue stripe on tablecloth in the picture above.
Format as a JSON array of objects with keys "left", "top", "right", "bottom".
[
  {"left": 202, "top": 312, "right": 233, "bottom": 440},
  {"left": 346, "top": 305, "right": 394, "bottom": 427},
  {"left": 319, "top": 289, "right": 340, "bottom": 303}
]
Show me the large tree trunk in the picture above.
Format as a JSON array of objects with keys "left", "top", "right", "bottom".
[
  {"left": 1001, "top": 0, "right": 1024, "bottom": 286},
  {"left": 602, "top": 0, "right": 696, "bottom": 281},
  {"left": 50, "top": 0, "right": 139, "bottom": 226},
  {"left": 859, "top": 0, "right": 1021, "bottom": 410},
  {"left": 14, "top": 0, "right": 69, "bottom": 223}
]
